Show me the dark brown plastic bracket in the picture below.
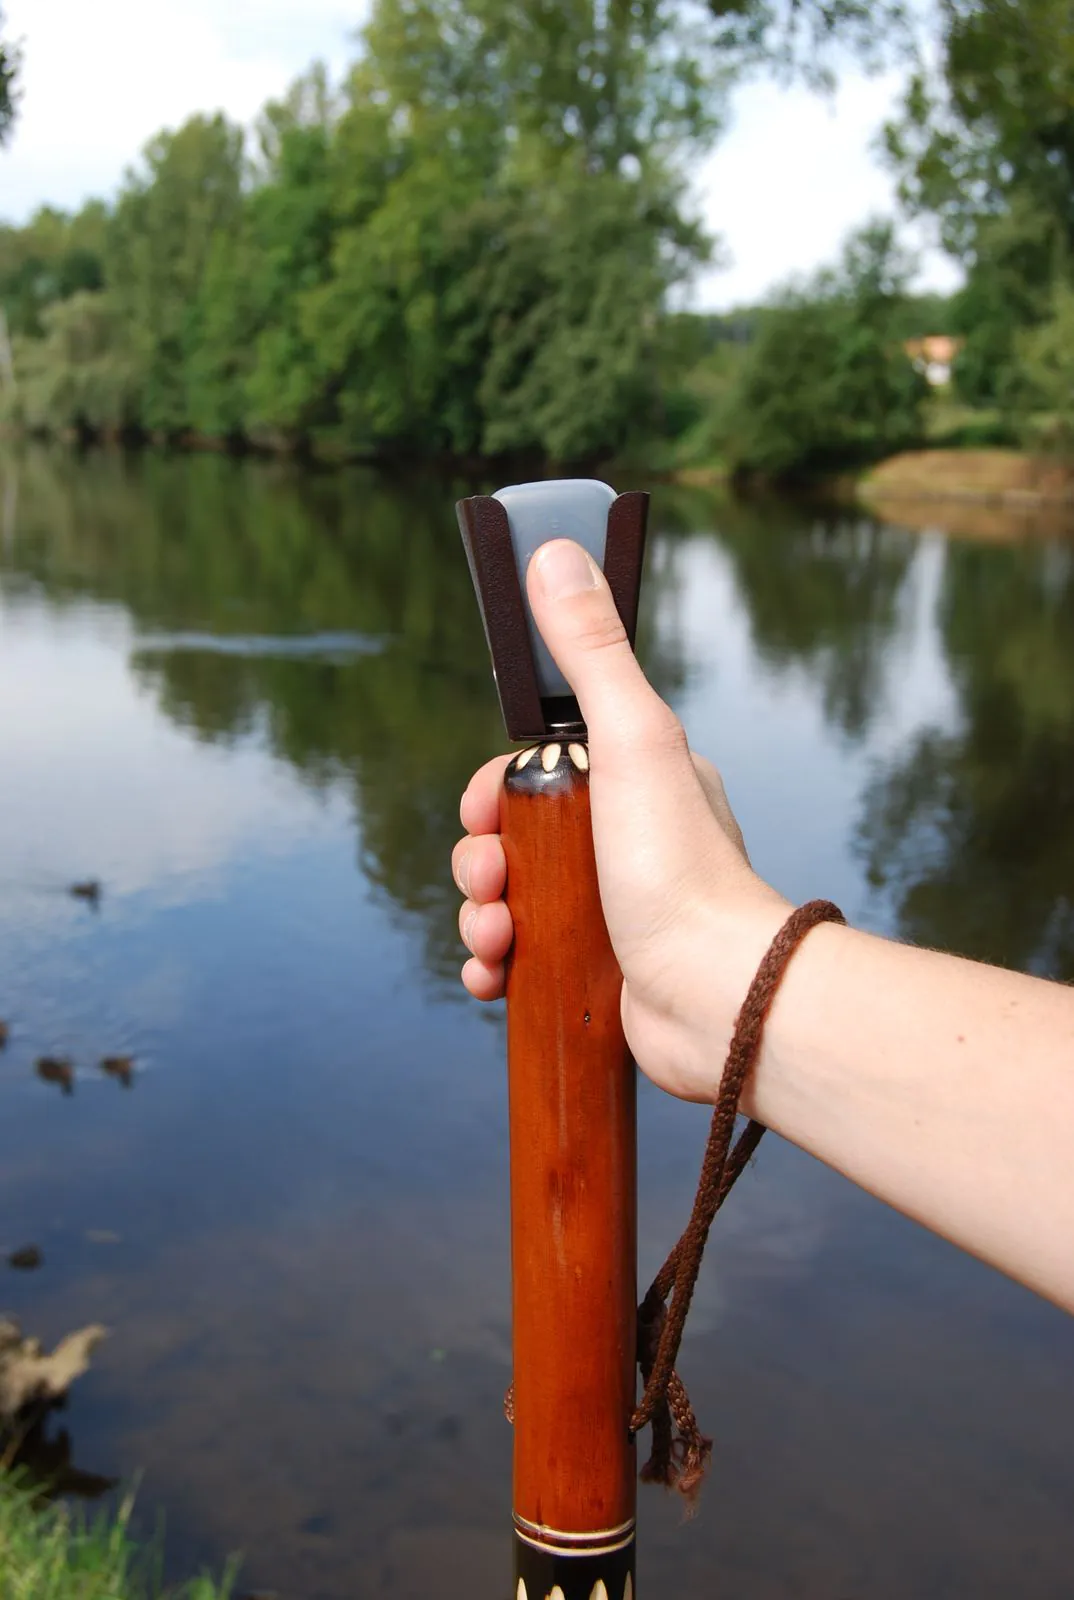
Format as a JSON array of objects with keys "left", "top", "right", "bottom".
[{"left": 457, "top": 489, "right": 649, "bottom": 743}]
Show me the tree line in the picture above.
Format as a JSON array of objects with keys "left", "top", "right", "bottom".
[{"left": 1, "top": 0, "right": 1071, "bottom": 476}]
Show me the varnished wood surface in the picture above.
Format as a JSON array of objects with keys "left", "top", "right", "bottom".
[{"left": 501, "top": 741, "right": 637, "bottom": 1544}]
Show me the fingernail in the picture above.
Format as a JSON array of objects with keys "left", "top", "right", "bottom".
[
  {"left": 533, "top": 541, "right": 600, "bottom": 602},
  {"left": 463, "top": 907, "right": 478, "bottom": 951},
  {"left": 455, "top": 850, "right": 472, "bottom": 897}
]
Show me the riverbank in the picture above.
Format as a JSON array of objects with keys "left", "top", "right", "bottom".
[
  {"left": 857, "top": 448, "right": 1074, "bottom": 509},
  {"left": 0, "top": 1474, "right": 237, "bottom": 1598},
  {"left": 7, "top": 430, "right": 1074, "bottom": 538},
  {"left": 663, "top": 447, "right": 1074, "bottom": 538}
]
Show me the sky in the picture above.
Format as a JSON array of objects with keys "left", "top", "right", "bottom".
[{"left": 0, "top": 0, "right": 961, "bottom": 311}]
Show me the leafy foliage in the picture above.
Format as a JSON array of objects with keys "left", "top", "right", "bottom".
[
  {"left": 105, "top": 115, "right": 247, "bottom": 435},
  {"left": 1, "top": 2, "right": 724, "bottom": 462},
  {"left": 885, "top": 0, "right": 1074, "bottom": 258},
  {"left": 1015, "top": 277, "right": 1074, "bottom": 451},
  {"left": 711, "top": 224, "right": 929, "bottom": 478},
  {"left": 0, "top": 4, "right": 18, "bottom": 146},
  {"left": 0, "top": 204, "right": 107, "bottom": 338},
  {"left": 706, "top": 0, "right": 911, "bottom": 83},
  {"left": 12, "top": 291, "right": 143, "bottom": 436},
  {"left": 945, "top": 197, "right": 1063, "bottom": 408},
  {"left": 0, "top": 0, "right": 937, "bottom": 467},
  {"left": 884, "top": 0, "right": 1074, "bottom": 430}
]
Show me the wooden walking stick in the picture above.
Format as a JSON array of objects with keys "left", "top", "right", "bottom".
[{"left": 459, "top": 481, "right": 648, "bottom": 1600}]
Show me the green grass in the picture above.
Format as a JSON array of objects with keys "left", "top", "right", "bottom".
[{"left": 0, "top": 1474, "right": 240, "bottom": 1599}]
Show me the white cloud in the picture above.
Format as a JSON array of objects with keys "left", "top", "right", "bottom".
[
  {"left": 0, "top": 2, "right": 961, "bottom": 308},
  {"left": 0, "top": 0, "right": 361, "bottom": 218},
  {"left": 691, "top": 70, "right": 962, "bottom": 309}
]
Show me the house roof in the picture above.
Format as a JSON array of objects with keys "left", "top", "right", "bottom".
[{"left": 904, "top": 335, "right": 964, "bottom": 364}]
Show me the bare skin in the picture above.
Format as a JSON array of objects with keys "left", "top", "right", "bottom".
[{"left": 453, "top": 539, "right": 1074, "bottom": 1315}]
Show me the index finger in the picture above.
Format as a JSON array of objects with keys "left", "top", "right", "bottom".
[{"left": 460, "top": 752, "right": 513, "bottom": 837}]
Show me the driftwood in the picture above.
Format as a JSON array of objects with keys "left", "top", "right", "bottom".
[{"left": 0, "top": 1319, "right": 107, "bottom": 1423}]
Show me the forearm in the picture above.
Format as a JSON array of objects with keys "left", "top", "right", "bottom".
[{"left": 729, "top": 916, "right": 1074, "bottom": 1311}]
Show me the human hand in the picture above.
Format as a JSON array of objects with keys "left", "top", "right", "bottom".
[{"left": 452, "top": 539, "right": 791, "bottom": 1104}]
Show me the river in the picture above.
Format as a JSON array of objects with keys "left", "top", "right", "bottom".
[{"left": 0, "top": 446, "right": 1072, "bottom": 1599}]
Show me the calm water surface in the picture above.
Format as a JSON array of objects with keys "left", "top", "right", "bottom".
[{"left": 0, "top": 447, "right": 1072, "bottom": 1599}]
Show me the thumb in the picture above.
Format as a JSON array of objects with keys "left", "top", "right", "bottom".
[
  {"left": 527, "top": 539, "right": 676, "bottom": 758},
  {"left": 527, "top": 538, "right": 736, "bottom": 931}
]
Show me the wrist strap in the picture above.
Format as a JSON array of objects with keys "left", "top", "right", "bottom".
[{"left": 630, "top": 898, "right": 846, "bottom": 1502}]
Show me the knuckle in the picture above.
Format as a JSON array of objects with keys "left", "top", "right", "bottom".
[
  {"left": 451, "top": 842, "right": 472, "bottom": 897},
  {"left": 637, "top": 701, "right": 687, "bottom": 756},
  {"left": 458, "top": 901, "right": 478, "bottom": 949},
  {"left": 572, "top": 604, "right": 628, "bottom": 655}
]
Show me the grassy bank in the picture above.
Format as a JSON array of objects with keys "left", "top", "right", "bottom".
[{"left": 0, "top": 1475, "right": 238, "bottom": 1600}]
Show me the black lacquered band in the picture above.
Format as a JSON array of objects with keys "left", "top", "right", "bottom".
[{"left": 513, "top": 1528, "right": 635, "bottom": 1600}]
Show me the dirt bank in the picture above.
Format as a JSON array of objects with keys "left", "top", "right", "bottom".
[{"left": 859, "top": 449, "right": 1074, "bottom": 509}]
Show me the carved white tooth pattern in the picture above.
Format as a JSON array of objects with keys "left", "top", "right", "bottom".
[
  {"left": 547, "top": 1588, "right": 566, "bottom": 1600},
  {"left": 589, "top": 1583, "right": 609, "bottom": 1600},
  {"left": 515, "top": 746, "right": 539, "bottom": 770},
  {"left": 567, "top": 743, "right": 589, "bottom": 771},
  {"left": 516, "top": 1581, "right": 527, "bottom": 1600},
  {"left": 623, "top": 1575, "right": 633, "bottom": 1600},
  {"left": 540, "top": 743, "right": 562, "bottom": 772}
]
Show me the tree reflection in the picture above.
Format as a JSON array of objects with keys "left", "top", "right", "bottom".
[
  {"left": 7, "top": 447, "right": 1074, "bottom": 985},
  {"left": 0, "top": 448, "right": 684, "bottom": 986},
  {"left": 703, "top": 493, "right": 917, "bottom": 739},
  {"left": 7, "top": 1413, "right": 117, "bottom": 1501},
  {"left": 857, "top": 539, "right": 1074, "bottom": 976}
]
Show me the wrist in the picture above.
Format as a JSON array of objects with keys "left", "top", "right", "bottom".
[{"left": 687, "top": 879, "right": 794, "bottom": 1108}]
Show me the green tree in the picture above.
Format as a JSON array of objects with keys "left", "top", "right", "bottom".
[
  {"left": 946, "top": 198, "right": 1063, "bottom": 409},
  {"left": 885, "top": 0, "right": 1074, "bottom": 259},
  {"left": 183, "top": 67, "right": 343, "bottom": 443},
  {"left": 0, "top": 203, "right": 107, "bottom": 338},
  {"left": 7, "top": 291, "right": 144, "bottom": 435},
  {"left": 1015, "top": 276, "right": 1074, "bottom": 451},
  {"left": 106, "top": 115, "right": 246, "bottom": 435},
  {"left": 300, "top": 0, "right": 717, "bottom": 461},
  {"left": 714, "top": 222, "right": 929, "bottom": 478},
  {"left": 0, "top": 0, "right": 927, "bottom": 459},
  {"left": 0, "top": 4, "right": 18, "bottom": 145},
  {"left": 706, "top": 0, "right": 910, "bottom": 82},
  {"left": 884, "top": 1, "right": 1074, "bottom": 419}
]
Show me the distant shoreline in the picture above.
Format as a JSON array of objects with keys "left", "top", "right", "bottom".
[
  {"left": 5, "top": 431, "right": 1074, "bottom": 533},
  {"left": 856, "top": 448, "right": 1074, "bottom": 509}
]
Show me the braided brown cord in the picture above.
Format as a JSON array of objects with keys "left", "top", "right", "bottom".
[
  {"left": 502, "top": 1107, "right": 763, "bottom": 1436},
  {"left": 629, "top": 899, "right": 846, "bottom": 1499},
  {"left": 504, "top": 899, "right": 846, "bottom": 1503},
  {"left": 631, "top": 1117, "right": 764, "bottom": 1501}
]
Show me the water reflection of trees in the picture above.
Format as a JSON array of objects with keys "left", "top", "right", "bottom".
[
  {"left": 858, "top": 540, "right": 1074, "bottom": 977},
  {"left": 661, "top": 486, "right": 1074, "bottom": 977},
  {"left": 8, "top": 1414, "right": 117, "bottom": 1501},
  {"left": 704, "top": 495, "right": 918, "bottom": 739},
  {"left": 0, "top": 449, "right": 685, "bottom": 986},
  {"left": 16, "top": 447, "right": 1073, "bottom": 983}
]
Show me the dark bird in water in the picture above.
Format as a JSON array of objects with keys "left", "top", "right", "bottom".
[
  {"left": 69, "top": 880, "right": 102, "bottom": 907},
  {"left": 36, "top": 1056, "right": 74, "bottom": 1095},
  {"left": 8, "top": 1246, "right": 42, "bottom": 1271},
  {"left": 0, "top": 1020, "right": 8, "bottom": 1049},
  {"left": 99, "top": 1055, "right": 134, "bottom": 1088}
]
